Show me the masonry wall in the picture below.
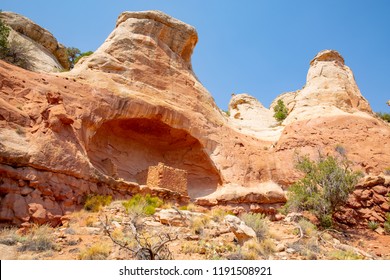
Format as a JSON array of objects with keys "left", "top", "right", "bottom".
[{"left": 147, "top": 162, "right": 188, "bottom": 196}]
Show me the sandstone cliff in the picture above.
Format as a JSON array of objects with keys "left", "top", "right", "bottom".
[
  {"left": 0, "top": 11, "right": 389, "bottom": 227},
  {"left": 0, "top": 12, "right": 69, "bottom": 72}
]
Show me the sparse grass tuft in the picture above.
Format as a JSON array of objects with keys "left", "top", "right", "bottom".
[
  {"left": 240, "top": 213, "right": 269, "bottom": 240},
  {"left": 17, "top": 224, "right": 57, "bottom": 252},
  {"left": 179, "top": 203, "right": 196, "bottom": 211},
  {"left": 0, "top": 227, "right": 23, "bottom": 246},
  {"left": 190, "top": 215, "right": 210, "bottom": 235},
  {"left": 297, "top": 219, "right": 317, "bottom": 237},
  {"left": 328, "top": 250, "right": 363, "bottom": 260},
  {"left": 78, "top": 242, "right": 111, "bottom": 260},
  {"left": 210, "top": 208, "right": 232, "bottom": 223},
  {"left": 367, "top": 221, "right": 379, "bottom": 231}
]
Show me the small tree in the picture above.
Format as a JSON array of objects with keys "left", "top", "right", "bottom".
[
  {"left": 273, "top": 99, "right": 288, "bottom": 122},
  {"left": 66, "top": 47, "right": 80, "bottom": 68},
  {"left": 283, "top": 153, "right": 362, "bottom": 227},
  {"left": 0, "top": 12, "right": 10, "bottom": 58},
  {"left": 3, "top": 37, "right": 35, "bottom": 70},
  {"left": 376, "top": 112, "right": 390, "bottom": 123},
  {"left": 74, "top": 50, "right": 93, "bottom": 65}
]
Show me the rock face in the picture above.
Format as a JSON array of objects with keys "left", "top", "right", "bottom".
[
  {"left": 0, "top": 11, "right": 389, "bottom": 227},
  {"left": 335, "top": 175, "right": 390, "bottom": 227},
  {"left": 271, "top": 50, "right": 372, "bottom": 124},
  {"left": 0, "top": 11, "right": 69, "bottom": 72},
  {"left": 227, "top": 94, "right": 282, "bottom": 141}
]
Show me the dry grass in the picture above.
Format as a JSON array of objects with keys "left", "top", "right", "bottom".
[
  {"left": 240, "top": 213, "right": 269, "bottom": 240},
  {"left": 78, "top": 242, "right": 111, "bottom": 260},
  {"left": 328, "top": 249, "right": 363, "bottom": 260},
  {"left": 210, "top": 208, "right": 231, "bottom": 223},
  {"left": 17, "top": 224, "right": 57, "bottom": 252},
  {"left": 190, "top": 215, "right": 210, "bottom": 235},
  {"left": 0, "top": 227, "right": 23, "bottom": 246}
]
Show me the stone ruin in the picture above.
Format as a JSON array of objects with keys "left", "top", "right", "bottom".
[{"left": 146, "top": 163, "right": 188, "bottom": 196}]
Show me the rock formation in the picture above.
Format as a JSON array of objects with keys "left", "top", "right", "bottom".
[
  {"left": 0, "top": 11, "right": 69, "bottom": 72},
  {"left": 270, "top": 50, "right": 372, "bottom": 124},
  {"left": 227, "top": 93, "right": 282, "bottom": 141},
  {"left": 335, "top": 175, "right": 390, "bottom": 227},
  {"left": 0, "top": 11, "right": 389, "bottom": 227}
]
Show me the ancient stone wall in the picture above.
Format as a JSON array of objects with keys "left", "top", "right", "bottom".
[{"left": 147, "top": 163, "right": 188, "bottom": 196}]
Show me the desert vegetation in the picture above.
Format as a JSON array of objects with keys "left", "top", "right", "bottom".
[
  {"left": 376, "top": 112, "right": 390, "bottom": 123},
  {"left": 282, "top": 152, "right": 362, "bottom": 228},
  {"left": 66, "top": 47, "right": 93, "bottom": 68},
  {"left": 273, "top": 99, "right": 288, "bottom": 122}
]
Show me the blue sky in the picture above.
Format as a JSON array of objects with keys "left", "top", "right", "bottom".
[{"left": 2, "top": 0, "right": 389, "bottom": 112}]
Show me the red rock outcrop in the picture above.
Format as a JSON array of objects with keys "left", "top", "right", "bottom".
[
  {"left": 0, "top": 11, "right": 286, "bottom": 226},
  {"left": 335, "top": 175, "right": 389, "bottom": 227},
  {"left": 0, "top": 12, "right": 389, "bottom": 227}
]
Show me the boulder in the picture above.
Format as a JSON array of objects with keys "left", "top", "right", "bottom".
[
  {"left": 224, "top": 215, "right": 256, "bottom": 244},
  {"left": 154, "top": 208, "right": 204, "bottom": 227}
]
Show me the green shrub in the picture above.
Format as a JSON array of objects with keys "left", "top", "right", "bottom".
[
  {"left": 283, "top": 154, "right": 362, "bottom": 228},
  {"left": 367, "top": 221, "right": 379, "bottom": 231},
  {"left": 122, "top": 194, "right": 163, "bottom": 216},
  {"left": 376, "top": 112, "right": 390, "bottom": 123},
  {"left": 0, "top": 12, "right": 10, "bottom": 58},
  {"left": 273, "top": 99, "right": 288, "bottom": 122},
  {"left": 84, "top": 194, "right": 112, "bottom": 212},
  {"left": 74, "top": 51, "right": 93, "bottom": 65},
  {"left": 240, "top": 213, "right": 269, "bottom": 240}
]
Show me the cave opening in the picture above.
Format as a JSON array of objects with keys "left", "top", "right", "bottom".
[{"left": 87, "top": 118, "right": 221, "bottom": 198}]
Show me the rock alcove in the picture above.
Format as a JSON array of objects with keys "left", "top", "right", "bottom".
[{"left": 87, "top": 118, "right": 222, "bottom": 198}]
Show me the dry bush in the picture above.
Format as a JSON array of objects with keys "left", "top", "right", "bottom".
[
  {"left": 84, "top": 194, "right": 112, "bottom": 212},
  {"left": 103, "top": 216, "right": 176, "bottom": 260}
]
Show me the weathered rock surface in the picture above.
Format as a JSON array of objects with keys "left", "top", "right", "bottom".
[
  {"left": 224, "top": 214, "right": 257, "bottom": 244},
  {"left": 227, "top": 94, "right": 282, "bottom": 141},
  {"left": 0, "top": 11, "right": 389, "bottom": 227},
  {"left": 0, "top": 11, "right": 69, "bottom": 71},
  {"left": 271, "top": 50, "right": 372, "bottom": 125},
  {"left": 335, "top": 175, "right": 390, "bottom": 227}
]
